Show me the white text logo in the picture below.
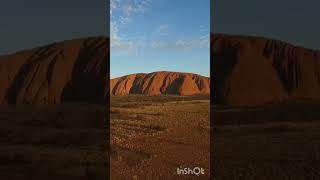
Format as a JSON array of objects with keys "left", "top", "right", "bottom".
[{"left": 176, "top": 167, "right": 205, "bottom": 176}]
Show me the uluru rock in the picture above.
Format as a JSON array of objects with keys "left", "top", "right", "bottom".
[
  {"left": 212, "top": 33, "right": 320, "bottom": 106},
  {"left": 0, "top": 37, "right": 109, "bottom": 105},
  {"left": 110, "top": 71, "right": 210, "bottom": 96}
]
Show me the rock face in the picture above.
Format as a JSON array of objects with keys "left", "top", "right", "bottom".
[
  {"left": 212, "top": 33, "right": 320, "bottom": 106},
  {"left": 0, "top": 37, "right": 109, "bottom": 105},
  {"left": 110, "top": 71, "right": 210, "bottom": 96}
]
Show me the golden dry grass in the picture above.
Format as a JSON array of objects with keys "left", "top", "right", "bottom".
[{"left": 110, "top": 96, "right": 210, "bottom": 179}]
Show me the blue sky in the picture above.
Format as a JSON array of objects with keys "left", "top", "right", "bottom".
[
  {"left": 111, "top": 0, "right": 210, "bottom": 78},
  {"left": 212, "top": 0, "right": 320, "bottom": 50},
  {"left": 0, "top": 0, "right": 107, "bottom": 55}
]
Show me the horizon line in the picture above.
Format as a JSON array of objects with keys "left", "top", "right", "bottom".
[
  {"left": 0, "top": 35, "right": 109, "bottom": 57},
  {"left": 110, "top": 70, "right": 210, "bottom": 79},
  {"left": 211, "top": 32, "right": 320, "bottom": 51}
]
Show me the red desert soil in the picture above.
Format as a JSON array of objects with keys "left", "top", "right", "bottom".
[
  {"left": 212, "top": 33, "right": 320, "bottom": 106},
  {"left": 110, "top": 71, "right": 210, "bottom": 96},
  {"left": 0, "top": 37, "right": 109, "bottom": 105}
]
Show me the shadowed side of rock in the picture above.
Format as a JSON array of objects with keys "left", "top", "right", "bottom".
[
  {"left": 0, "top": 37, "right": 109, "bottom": 105},
  {"left": 212, "top": 33, "right": 320, "bottom": 106}
]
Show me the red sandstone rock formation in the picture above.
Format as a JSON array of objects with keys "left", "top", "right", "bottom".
[
  {"left": 212, "top": 33, "right": 320, "bottom": 106},
  {"left": 110, "top": 71, "right": 210, "bottom": 96},
  {"left": 0, "top": 37, "right": 109, "bottom": 105}
]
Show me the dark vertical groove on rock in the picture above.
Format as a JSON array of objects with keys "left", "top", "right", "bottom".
[
  {"left": 1, "top": 37, "right": 109, "bottom": 105},
  {"left": 212, "top": 33, "right": 320, "bottom": 106}
]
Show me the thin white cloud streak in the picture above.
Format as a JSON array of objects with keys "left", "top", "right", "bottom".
[
  {"left": 119, "top": 0, "right": 151, "bottom": 24},
  {"left": 111, "top": 0, "right": 152, "bottom": 54},
  {"left": 155, "top": 24, "right": 169, "bottom": 36},
  {"left": 112, "top": 33, "right": 210, "bottom": 55},
  {"left": 111, "top": 1, "right": 209, "bottom": 56},
  {"left": 151, "top": 35, "right": 210, "bottom": 51},
  {"left": 200, "top": 24, "right": 209, "bottom": 32}
]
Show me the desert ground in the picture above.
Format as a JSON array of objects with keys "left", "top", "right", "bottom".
[
  {"left": 212, "top": 100, "right": 320, "bottom": 180},
  {"left": 110, "top": 95, "right": 210, "bottom": 179},
  {"left": 0, "top": 104, "right": 108, "bottom": 180}
]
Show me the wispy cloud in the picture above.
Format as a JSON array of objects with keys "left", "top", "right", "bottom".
[
  {"left": 111, "top": 0, "right": 152, "bottom": 54},
  {"left": 111, "top": 0, "right": 209, "bottom": 56},
  {"left": 155, "top": 24, "right": 169, "bottom": 36},
  {"left": 119, "top": 0, "right": 151, "bottom": 24},
  {"left": 150, "top": 35, "right": 210, "bottom": 51},
  {"left": 200, "top": 24, "right": 209, "bottom": 32},
  {"left": 110, "top": 0, "right": 119, "bottom": 15}
]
